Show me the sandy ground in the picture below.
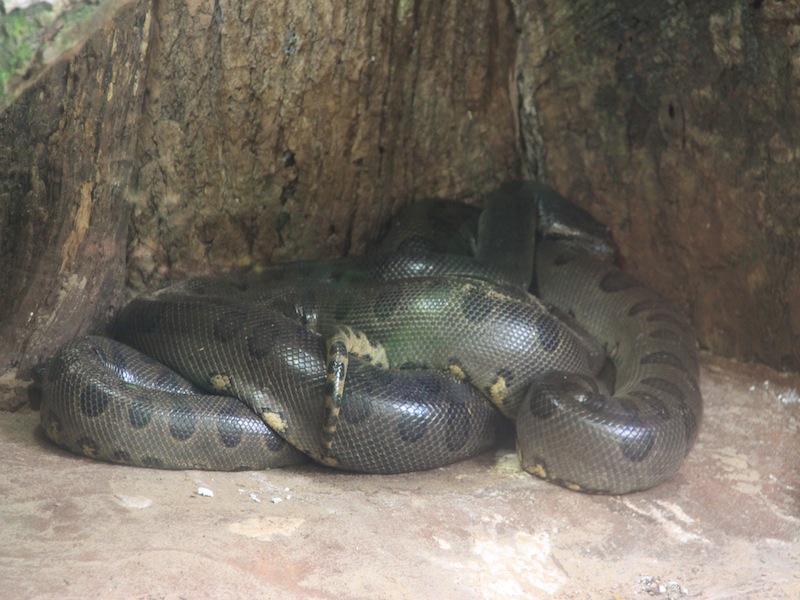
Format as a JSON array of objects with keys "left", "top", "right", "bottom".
[{"left": 0, "top": 354, "right": 798, "bottom": 599}]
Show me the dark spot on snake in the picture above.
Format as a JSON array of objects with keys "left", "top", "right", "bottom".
[
  {"left": 552, "top": 249, "right": 582, "bottom": 266},
  {"left": 395, "top": 376, "right": 446, "bottom": 442},
  {"left": 396, "top": 234, "right": 436, "bottom": 255},
  {"left": 399, "top": 360, "right": 427, "bottom": 370},
  {"left": 216, "top": 399, "right": 246, "bottom": 449},
  {"left": 128, "top": 395, "right": 154, "bottom": 429},
  {"left": 264, "top": 428, "right": 288, "bottom": 452},
  {"left": 135, "top": 302, "right": 166, "bottom": 334},
  {"left": 112, "top": 449, "right": 133, "bottom": 464},
  {"left": 45, "top": 353, "right": 68, "bottom": 383},
  {"left": 461, "top": 285, "right": 493, "bottom": 322},
  {"left": 444, "top": 401, "right": 470, "bottom": 452},
  {"left": 647, "top": 311, "right": 691, "bottom": 333},
  {"left": 232, "top": 278, "right": 250, "bottom": 292},
  {"left": 526, "top": 384, "right": 559, "bottom": 420},
  {"left": 398, "top": 415, "right": 428, "bottom": 443},
  {"left": 373, "top": 287, "right": 404, "bottom": 321},
  {"left": 616, "top": 399, "right": 655, "bottom": 462},
  {"left": 142, "top": 456, "right": 165, "bottom": 468},
  {"left": 168, "top": 404, "right": 197, "bottom": 441},
  {"left": 648, "top": 328, "right": 681, "bottom": 343},
  {"left": 627, "top": 299, "right": 669, "bottom": 317},
  {"left": 640, "top": 351, "right": 686, "bottom": 371},
  {"left": 534, "top": 313, "right": 561, "bottom": 353},
  {"left": 80, "top": 386, "right": 110, "bottom": 418},
  {"left": 578, "top": 391, "right": 606, "bottom": 413},
  {"left": 212, "top": 308, "right": 247, "bottom": 343},
  {"left": 642, "top": 376, "right": 686, "bottom": 403},
  {"left": 247, "top": 323, "right": 280, "bottom": 359},
  {"left": 627, "top": 390, "right": 671, "bottom": 420},
  {"left": 333, "top": 299, "right": 352, "bottom": 322},
  {"left": 341, "top": 394, "right": 372, "bottom": 425},
  {"left": 599, "top": 270, "right": 641, "bottom": 293}
]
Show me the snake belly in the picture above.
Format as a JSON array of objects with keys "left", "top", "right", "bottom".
[{"left": 39, "top": 181, "right": 702, "bottom": 494}]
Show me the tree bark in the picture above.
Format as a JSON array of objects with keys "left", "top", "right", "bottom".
[
  {"left": 0, "top": 0, "right": 519, "bottom": 407},
  {"left": 1, "top": 0, "right": 799, "bottom": 411},
  {"left": 0, "top": 2, "right": 150, "bottom": 407},
  {"left": 128, "top": 0, "right": 518, "bottom": 290},
  {"left": 514, "top": 0, "right": 800, "bottom": 371}
]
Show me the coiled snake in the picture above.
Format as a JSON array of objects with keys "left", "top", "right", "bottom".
[{"left": 39, "top": 182, "right": 702, "bottom": 494}]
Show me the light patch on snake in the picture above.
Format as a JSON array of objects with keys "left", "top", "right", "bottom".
[
  {"left": 488, "top": 375, "right": 509, "bottom": 406},
  {"left": 525, "top": 462, "right": 548, "bottom": 480},
  {"left": 78, "top": 437, "right": 100, "bottom": 457},
  {"left": 461, "top": 281, "right": 520, "bottom": 308},
  {"left": 318, "top": 455, "right": 339, "bottom": 467},
  {"left": 209, "top": 373, "right": 232, "bottom": 391},
  {"left": 448, "top": 363, "right": 467, "bottom": 380},
  {"left": 262, "top": 411, "right": 287, "bottom": 433},
  {"left": 329, "top": 326, "right": 388, "bottom": 367}
]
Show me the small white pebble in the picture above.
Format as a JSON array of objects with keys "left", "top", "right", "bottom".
[
  {"left": 285, "top": 494, "right": 292, "bottom": 500},
  {"left": 249, "top": 492, "right": 261, "bottom": 503},
  {"left": 196, "top": 487, "right": 214, "bottom": 497},
  {"left": 271, "top": 497, "right": 283, "bottom": 504}
]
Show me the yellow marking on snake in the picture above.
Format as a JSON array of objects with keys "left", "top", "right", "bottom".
[
  {"left": 330, "top": 326, "right": 388, "bottom": 368},
  {"left": 80, "top": 440, "right": 99, "bottom": 457},
  {"left": 262, "top": 412, "right": 287, "bottom": 433},
  {"left": 461, "top": 281, "right": 515, "bottom": 304},
  {"left": 527, "top": 462, "right": 548, "bottom": 479},
  {"left": 209, "top": 373, "right": 231, "bottom": 391},
  {"left": 448, "top": 363, "right": 467, "bottom": 380},
  {"left": 488, "top": 376, "right": 508, "bottom": 405}
]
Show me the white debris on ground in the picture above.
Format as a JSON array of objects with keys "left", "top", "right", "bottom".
[{"left": 637, "top": 576, "right": 689, "bottom": 598}]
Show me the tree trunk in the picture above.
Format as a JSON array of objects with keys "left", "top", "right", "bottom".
[
  {"left": 1, "top": 0, "right": 799, "bottom": 410},
  {"left": 514, "top": 0, "right": 800, "bottom": 371},
  {"left": 0, "top": 2, "right": 150, "bottom": 407},
  {"left": 0, "top": 0, "right": 519, "bottom": 408}
]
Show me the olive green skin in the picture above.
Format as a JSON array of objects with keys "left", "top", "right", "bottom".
[{"left": 39, "top": 182, "right": 702, "bottom": 493}]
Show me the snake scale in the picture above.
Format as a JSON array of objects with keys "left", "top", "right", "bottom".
[{"left": 39, "top": 181, "right": 702, "bottom": 494}]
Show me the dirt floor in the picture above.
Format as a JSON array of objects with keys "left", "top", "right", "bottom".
[{"left": 0, "top": 353, "right": 798, "bottom": 599}]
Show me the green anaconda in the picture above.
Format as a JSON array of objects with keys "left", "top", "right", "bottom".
[{"left": 39, "top": 182, "right": 702, "bottom": 494}]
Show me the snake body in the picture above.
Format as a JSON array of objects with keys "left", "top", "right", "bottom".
[{"left": 39, "top": 182, "right": 702, "bottom": 493}]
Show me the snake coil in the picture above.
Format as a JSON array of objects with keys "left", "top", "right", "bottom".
[{"left": 39, "top": 182, "right": 702, "bottom": 494}]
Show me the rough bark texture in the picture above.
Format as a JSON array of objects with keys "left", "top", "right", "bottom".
[
  {"left": 514, "top": 0, "right": 800, "bottom": 371},
  {"left": 0, "top": 0, "right": 519, "bottom": 406},
  {"left": 0, "top": 3, "right": 150, "bottom": 406},
  {"left": 1, "top": 0, "right": 798, "bottom": 409},
  {"left": 128, "top": 0, "right": 518, "bottom": 290}
]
